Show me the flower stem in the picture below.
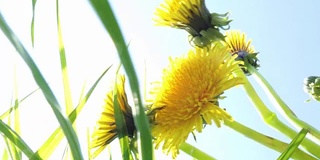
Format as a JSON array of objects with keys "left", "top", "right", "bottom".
[
  {"left": 224, "top": 120, "right": 317, "bottom": 160},
  {"left": 247, "top": 64, "right": 320, "bottom": 142},
  {"left": 236, "top": 71, "right": 320, "bottom": 158},
  {"left": 179, "top": 142, "right": 216, "bottom": 160}
]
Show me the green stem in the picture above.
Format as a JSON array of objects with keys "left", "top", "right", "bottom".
[
  {"left": 248, "top": 64, "right": 320, "bottom": 142},
  {"left": 179, "top": 142, "right": 216, "bottom": 160},
  {"left": 237, "top": 71, "right": 320, "bottom": 158},
  {"left": 224, "top": 120, "right": 316, "bottom": 160}
]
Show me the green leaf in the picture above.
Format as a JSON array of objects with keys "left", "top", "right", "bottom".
[
  {"left": 56, "top": 0, "right": 74, "bottom": 115},
  {"left": 0, "top": 11, "right": 83, "bottom": 160},
  {"left": 278, "top": 128, "right": 309, "bottom": 160},
  {"left": 30, "top": 66, "right": 111, "bottom": 159},
  {"left": 89, "top": 1, "right": 153, "bottom": 159},
  {"left": 0, "top": 120, "right": 36, "bottom": 159}
]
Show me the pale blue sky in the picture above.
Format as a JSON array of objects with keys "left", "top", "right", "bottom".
[{"left": 0, "top": 0, "right": 319, "bottom": 160}]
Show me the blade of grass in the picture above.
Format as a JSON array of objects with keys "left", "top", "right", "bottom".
[
  {"left": 2, "top": 148, "right": 9, "bottom": 160},
  {"left": 86, "top": 128, "right": 91, "bottom": 160},
  {"left": 56, "top": 2, "right": 76, "bottom": 158},
  {"left": 89, "top": 1, "right": 153, "bottom": 159},
  {"left": 30, "top": 66, "right": 111, "bottom": 159},
  {"left": 0, "top": 120, "right": 37, "bottom": 159},
  {"left": 31, "top": 0, "right": 37, "bottom": 47},
  {"left": 11, "top": 66, "right": 22, "bottom": 159},
  {"left": 61, "top": 145, "right": 69, "bottom": 160},
  {"left": 3, "top": 68, "right": 22, "bottom": 160},
  {"left": 0, "top": 12, "right": 83, "bottom": 160},
  {"left": 3, "top": 67, "right": 22, "bottom": 160},
  {"left": 78, "top": 82, "right": 86, "bottom": 105},
  {"left": 3, "top": 134, "right": 15, "bottom": 160},
  {"left": 56, "top": 0, "right": 73, "bottom": 115},
  {"left": 113, "top": 70, "right": 132, "bottom": 160},
  {"left": 278, "top": 128, "right": 309, "bottom": 160},
  {"left": 0, "top": 88, "right": 39, "bottom": 120}
]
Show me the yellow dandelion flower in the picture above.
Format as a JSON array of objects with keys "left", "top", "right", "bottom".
[
  {"left": 154, "top": 0, "right": 231, "bottom": 47},
  {"left": 224, "top": 30, "right": 260, "bottom": 75},
  {"left": 90, "top": 75, "right": 135, "bottom": 158},
  {"left": 147, "top": 43, "right": 244, "bottom": 158}
]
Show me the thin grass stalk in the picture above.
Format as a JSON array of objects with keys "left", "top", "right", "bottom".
[
  {"left": 2, "top": 149, "right": 9, "bottom": 160},
  {"left": 56, "top": 0, "right": 74, "bottom": 115},
  {"left": 86, "top": 128, "right": 91, "bottom": 160},
  {"left": 0, "top": 88, "right": 39, "bottom": 120},
  {"left": 13, "top": 67, "right": 22, "bottom": 159},
  {"left": 56, "top": 0, "right": 76, "bottom": 156},
  {"left": 30, "top": 66, "right": 111, "bottom": 159},
  {"left": 31, "top": 0, "right": 37, "bottom": 47},
  {"left": 3, "top": 134, "right": 16, "bottom": 160},
  {"left": 2, "top": 69, "right": 22, "bottom": 160},
  {"left": 5, "top": 106, "right": 20, "bottom": 160}
]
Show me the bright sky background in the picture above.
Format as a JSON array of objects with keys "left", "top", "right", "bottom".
[{"left": 0, "top": 0, "right": 320, "bottom": 160}]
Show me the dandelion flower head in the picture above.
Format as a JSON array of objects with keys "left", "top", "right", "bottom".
[
  {"left": 147, "top": 43, "right": 244, "bottom": 158},
  {"left": 154, "top": 0, "right": 231, "bottom": 47},
  {"left": 225, "top": 30, "right": 260, "bottom": 75},
  {"left": 90, "top": 75, "right": 135, "bottom": 158}
]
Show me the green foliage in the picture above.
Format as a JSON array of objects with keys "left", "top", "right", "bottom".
[{"left": 277, "top": 128, "right": 308, "bottom": 160}]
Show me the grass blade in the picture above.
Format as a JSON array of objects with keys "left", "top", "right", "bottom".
[
  {"left": 278, "top": 128, "right": 309, "bottom": 160},
  {"left": 3, "top": 67, "right": 23, "bottom": 160},
  {"left": 113, "top": 73, "right": 132, "bottom": 160},
  {"left": 10, "top": 67, "right": 22, "bottom": 159},
  {"left": 89, "top": 1, "right": 153, "bottom": 159},
  {"left": 0, "top": 11, "right": 83, "bottom": 160},
  {"left": 0, "top": 88, "right": 39, "bottom": 120},
  {"left": 2, "top": 148, "right": 9, "bottom": 160},
  {"left": 30, "top": 66, "right": 111, "bottom": 159},
  {"left": 56, "top": 0, "right": 74, "bottom": 115},
  {"left": 3, "top": 133, "right": 16, "bottom": 160},
  {"left": 31, "top": 0, "right": 37, "bottom": 47},
  {"left": 0, "top": 120, "right": 36, "bottom": 159}
]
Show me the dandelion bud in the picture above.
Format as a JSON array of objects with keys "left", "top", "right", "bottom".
[{"left": 303, "top": 76, "right": 320, "bottom": 101}]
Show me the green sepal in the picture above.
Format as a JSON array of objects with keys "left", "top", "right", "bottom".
[{"left": 210, "top": 12, "right": 232, "bottom": 30}]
